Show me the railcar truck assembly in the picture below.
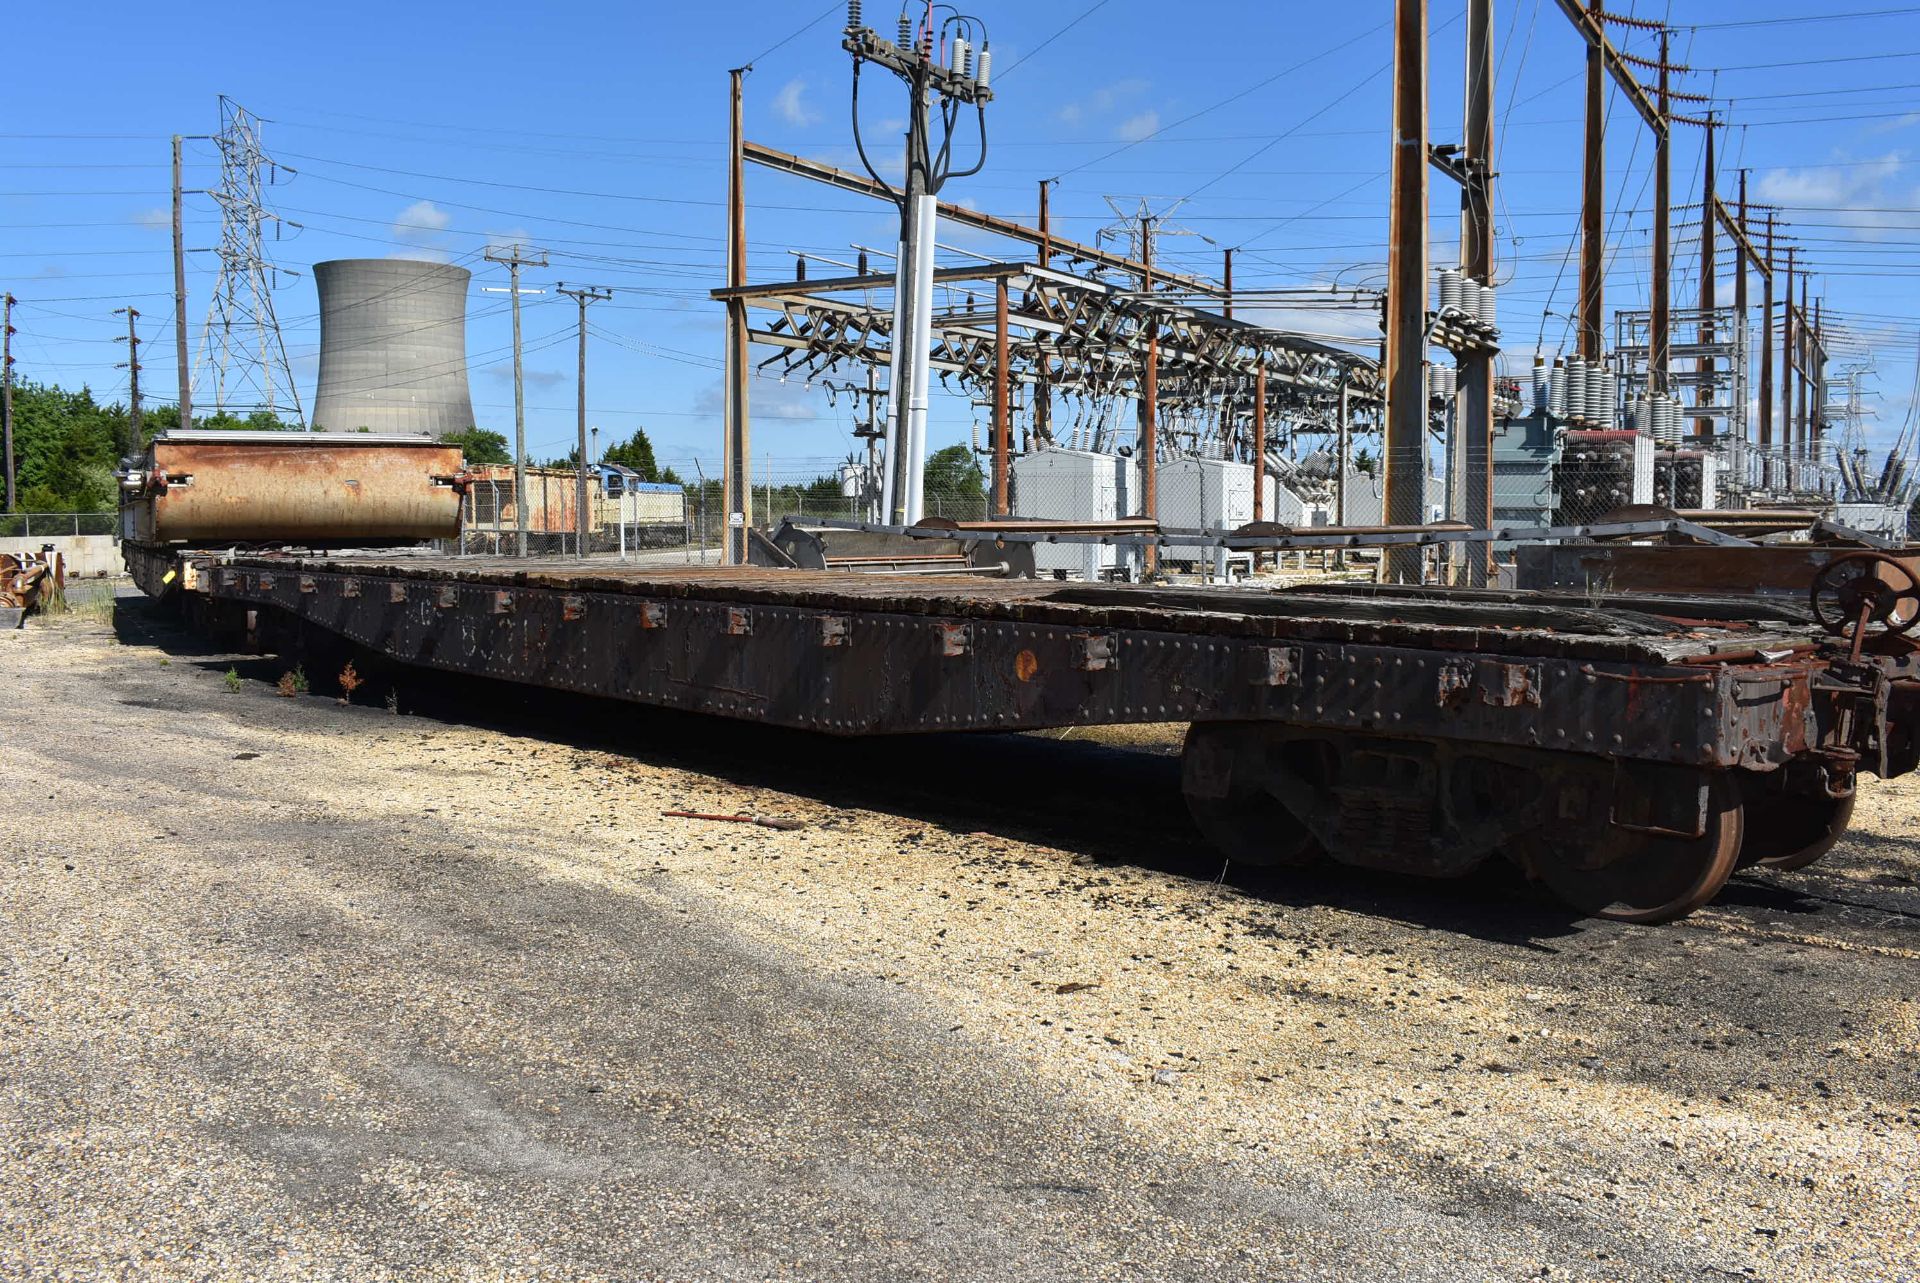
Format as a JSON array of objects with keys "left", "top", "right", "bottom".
[{"left": 122, "top": 434, "right": 1920, "bottom": 923}]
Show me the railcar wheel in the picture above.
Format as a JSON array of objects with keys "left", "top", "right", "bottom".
[
  {"left": 1737, "top": 784, "right": 1854, "bottom": 872},
  {"left": 1534, "top": 771, "right": 1744, "bottom": 924},
  {"left": 1180, "top": 723, "right": 1322, "bottom": 868}
]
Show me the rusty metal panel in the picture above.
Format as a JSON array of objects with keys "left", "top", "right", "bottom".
[
  {"left": 210, "top": 562, "right": 1775, "bottom": 768},
  {"left": 125, "top": 434, "right": 464, "bottom": 544},
  {"left": 1515, "top": 543, "right": 1920, "bottom": 602},
  {"left": 247, "top": 552, "right": 1823, "bottom": 667}
]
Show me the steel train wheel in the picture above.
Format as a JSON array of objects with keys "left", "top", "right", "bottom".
[
  {"left": 1180, "top": 723, "right": 1322, "bottom": 868},
  {"left": 1736, "top": 785, "right": 1855, "bottom": 872},
  {"left": 1533, "top": 771, "right": 1745, "bottom": 924}
]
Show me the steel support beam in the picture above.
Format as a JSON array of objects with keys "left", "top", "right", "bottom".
[
  {"left": 1459, "top": 0, "right": 1495, "bottom": 586},
  {"left": 743, "top": 141, "right": 1222, "bottom": 299},
  {"left": 1384, "top": 0, "right": 1431, "bottom": 584}
]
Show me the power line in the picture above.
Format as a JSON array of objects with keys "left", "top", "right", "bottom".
[
  {"left": 1685, "top": 5, "right": 1920, "bottom": 29},
  {"left": 995, "top": 0, "right": 1112, "bottom": 81},
  {"left": 1714, "top": 48, "right": 1920, "bottom": 71},
  {"left": 741, "top": 0, "right": 843, "bottom": 68},
  {"left": 1053, "top": 15, "right": 1392, "bottom": 181}
]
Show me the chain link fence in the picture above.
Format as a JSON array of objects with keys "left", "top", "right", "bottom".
[
  {"left": 0, "top": 512, "right": 117, "bottom": 539},
  {"left": 442, "top": 462, "right": 994, "bottom": 560}
]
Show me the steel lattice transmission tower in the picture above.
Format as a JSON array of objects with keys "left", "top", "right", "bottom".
[{"left": 198, "top": 96, "right": 304, "bottom": 423}]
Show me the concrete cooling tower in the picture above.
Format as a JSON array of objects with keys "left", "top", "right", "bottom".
[{"left": 310, "top": 259, "right": 476, "bottom": 435}]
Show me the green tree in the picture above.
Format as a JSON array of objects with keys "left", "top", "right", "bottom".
[
  {"left": 601, "top": 426, "right": 662, "bottom": 481},
  {"left": 2, "top": 373, "right": 304, "bottom": 514},
  {"left": 10, "top": 380, "right": 120, "bottom": 511},
  {"left": 923, "top": 444, "right": 985, "bottom": 501},
  {"left": 440, "top": 427, "right": 511, "bottom": 466}
]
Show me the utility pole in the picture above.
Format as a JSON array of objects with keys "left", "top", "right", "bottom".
[
  {"left": 1789, "top": 272, "right": 1804, "bottom": 462},
  {"left": 1383, "top": 0, "right": 1430, "bottom": 583},
  {"left": 1759, "top": 211, "right": 1775, "bottom": 455},
  {"left": 1651, "top": 24, "right": 1671, "bottom": 396},
  {"left": 1558, "top": 4, "right": 1679, "bottom": 387},
  {"left": 1034, "top": 178, "right": 1052, "bottom": 446},
  {"left": 1458, "top": 0, "right": 1495, "bottom": 586},
  {"left": 724, "top": 66, "right": 752, "bottom": 565},
  {"left": 485, "top": 242, "right": 548, "bottom": 556},
  {"left": 1694, "top": 116, "right": 1715, "bottom": 438},
  {"left": 1140, "top": 213, "right": 1159, "bottom": 576},
  {"left": 991, "top": 274, "right": 1010, "bottom": 515},
  {"left": 114, "top": 307, "right": 143, "bottom": 449},
  {"left": 1781, "top": 246, "right": 1796, "bottom": 469},
  {"left": 1577, "top": 0, "right": 1605, "bottom": 359},
  {"left": 1813, "top": 296, "right": 1826, "bottom": 468},
  {"left": 1734, "top": 169, "right": 1749, "bottom": 442},
  {"left": 172, "top": 135, "right": 193, "bottom": 432},
  {"left": 556, "top": 283, "right": 612, "bottom": 557},
  {"left": 2, "top": 293, "right": 14, "bottom": 512},
  {"left": 843, "top": 5, "right": 993, "bottom": 526}
]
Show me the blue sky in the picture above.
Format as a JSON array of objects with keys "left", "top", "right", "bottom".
[{"left": 7, "top": 1, "right": 1920, "bottom": 478}]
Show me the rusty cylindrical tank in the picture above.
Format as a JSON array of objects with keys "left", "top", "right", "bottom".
[{"left": 122, "top": 431, "right": 465, "bottom": 544}]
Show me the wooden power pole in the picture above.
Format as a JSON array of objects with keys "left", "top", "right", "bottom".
[
  {"left": 1693, "top": 117, "right": 1715, "bottom": 438},
  {"left": 114, "top": 306, "right": 143, "bottom": 446},
  {"left": 1651, "top": 24, "right": 1671, "bottom": 395},
  {"left": 556, "top": 283, "right": 613, "bottom": 557},
  {"left": 172, "top": 136, "right": 193, "bottom": 433},
  {"left": 1759, "top": 212, "right": 1775, "bottom": 455},
  {"left": 1577, "top": 0, "right": 1605, "bottom": 359},
  {"left": 485, "top": 242, "right": 548, "bottom": 556},
  {"left": 1781, "top": 246, "right": 1796, "bottom": 466}
]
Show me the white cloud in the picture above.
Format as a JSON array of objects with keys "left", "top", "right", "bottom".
[
  {"left": 391, "top": 198, "right": 451, "bottom": 249},
  {"left": 1116, "top": 110, "right": 1160, "bottom": 143},
  {"left": 1057, "top": 77, "right": 1151, "bottom": 126},
  {"left": 772, "top": 78, "right": 820, "bottom": 127},
  {"left": 131, "top": 208, "right": 170, "bottom": 230},
  {"left": 1754, "top": 152, "right": 1914, "bottom": 243}
]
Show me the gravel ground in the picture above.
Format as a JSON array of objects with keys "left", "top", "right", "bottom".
[{"left": 2, "top": 594, "right": 1917, "bottom": 1281}]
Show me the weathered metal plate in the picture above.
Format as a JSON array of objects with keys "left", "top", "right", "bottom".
[
  {"left": 208, "top": 561, "right": 1824, "bottom": 768},
  {"left": 244, "top": 553, "right": 1818, "bottom": 667},
  {"left": 1514, "top": 543, "right": 1920, "bottom": 602}
]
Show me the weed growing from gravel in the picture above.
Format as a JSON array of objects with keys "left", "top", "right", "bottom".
[
  {"left": 384, "top": 688, "right": 400, "bottom": 715},
  {"left": 337, "top": 662, "right": 362, "bottom": 705},
  {"left": 276, "top": 665, "right": 309, "bottom": 698},
  {"left": 224, "top": 667, "right": 242, "bottom": 693}
]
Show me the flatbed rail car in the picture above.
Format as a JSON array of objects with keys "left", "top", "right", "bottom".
[{"left": 144, "top": 548, "right": 1920, "bottom": 924}]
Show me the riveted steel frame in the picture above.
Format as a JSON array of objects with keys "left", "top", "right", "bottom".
[{"left": 206, "top": 559, "right": 1826, "bottom": 771}]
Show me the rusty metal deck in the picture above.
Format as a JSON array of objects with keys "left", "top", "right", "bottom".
[
  {"left": 136, "top": 546, "right": 1890, "bottom": 778},
  {"left": 252, "top": 551, "right": 1814, "bottom": 667}
]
